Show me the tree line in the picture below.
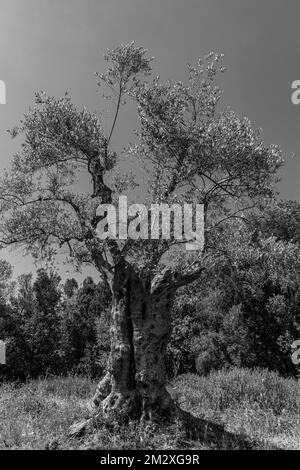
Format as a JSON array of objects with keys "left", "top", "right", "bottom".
[{"left": 1, "top": 199, "right": 300, "bottom": 381}]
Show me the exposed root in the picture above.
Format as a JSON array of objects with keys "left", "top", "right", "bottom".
[
  {"left": 68, "top": 417, "right": 95, "bottom": 438},
  {"left": 92, "top": 372, "right": 112, "bottom": 406},
  {"left": 67, "top": 398, "right": 278, "bottom": 449}
]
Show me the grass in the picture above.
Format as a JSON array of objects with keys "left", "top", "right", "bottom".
[
  {"left": 0, "top": 375, "right": 93, "bottom": 449},
  {"left": 172, "top": 368, "right": 300, "bottom": 449},
  {"left": 0, "top": 368, "right": 299, "bottom": 450}
]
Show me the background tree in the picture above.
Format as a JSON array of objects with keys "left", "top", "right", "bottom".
[
  {"left": 30, "top": 269, "right": 62, "bottom": 375},
  {"left": 0, "top": 268, "right": 62, "bottom": 378},
  {"left": 60, "top": 277, "right": 111, "bottom": 376},
  {"left": 251, "top": 199, "right": 300, "bottom": 244},
  {"left": 0, "top": 43, "right": 283, "bottom": 419},
  {"left": 192, "top": 221, "right": 300, "bottom": 376},
  {"left": 63, "top": 278, "right": 78, "bottom": 299},
  {"left": 0, "top": 269, "right": 111, "bottom": 380}
]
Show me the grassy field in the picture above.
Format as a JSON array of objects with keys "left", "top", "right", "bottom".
[{"left": 0, "top": 368, "right": 299, "bottom": 450}]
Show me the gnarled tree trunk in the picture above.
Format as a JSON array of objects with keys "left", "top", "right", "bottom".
[
  {"left": 93, "top": 266, "right": 175, "bottom": 419},
  {"left": 74, "top": 264, "right": 256, "bottom": 449}
]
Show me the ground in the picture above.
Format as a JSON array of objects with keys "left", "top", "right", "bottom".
[{"left": 0, "top": 368, "right": 299, "bottom": 450}]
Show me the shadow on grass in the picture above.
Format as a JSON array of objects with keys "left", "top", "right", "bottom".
[
  {"left": 65, "top": 406, "right": 280, "bottom": 450},
  {"left": 178, "top": 408, "right": 278, "bottom": 450}
]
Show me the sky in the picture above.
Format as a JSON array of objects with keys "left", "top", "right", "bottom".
[{"left": 0, "top": 0, "right": 300, "bottom": 281}]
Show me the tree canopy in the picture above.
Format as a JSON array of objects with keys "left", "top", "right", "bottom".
[{"left": 0, "top": 43, "right": 283, "bottom": 289}]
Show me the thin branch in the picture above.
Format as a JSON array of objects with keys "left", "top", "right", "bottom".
[{"left": 107, "top": 81, "right": 123, "bottom": 147}]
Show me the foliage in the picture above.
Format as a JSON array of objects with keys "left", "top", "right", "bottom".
[
  {"left": 168, "top": 216, "right": 300, "bottom": 377},
  {"left": 1, "top": 269, "right": 62, "bottom": 379},
  {"left": 63, "top": 278, "right": 78, "bottom": 299},
  {"left": 0, "top": 42, "right": 283, "bottom": 297},
  {"left": 0, "top": 269, "right": 111, "bottom": 380},
  {"left": 60, "top": 276, "right": 111, "bottom": 376}
]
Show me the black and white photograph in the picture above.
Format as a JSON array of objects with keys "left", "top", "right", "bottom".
[{"left": 0, "top": 0, "right": 300, "bottom": 456}]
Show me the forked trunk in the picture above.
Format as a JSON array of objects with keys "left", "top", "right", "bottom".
[
  {"left": 93, "top": 269, "right": 175, "bottom": 420},
  {"left": 76, "top": 267, "right": 256, "bottom": 450}
]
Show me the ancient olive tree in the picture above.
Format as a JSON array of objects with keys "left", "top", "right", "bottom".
[{"left": 0, "top": 43, "right": 282, "bottom": 418}]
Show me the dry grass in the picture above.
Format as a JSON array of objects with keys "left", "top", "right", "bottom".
[{"left": 0, "top": 368, "right": 299, "bottom": 449}]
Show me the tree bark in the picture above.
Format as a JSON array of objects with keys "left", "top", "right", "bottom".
[
  {"left": 81, "top": 265, "right": 260, "bottom": 450},
  {"left": 93, "top": 268, "right": 175, "bottom": 420}
]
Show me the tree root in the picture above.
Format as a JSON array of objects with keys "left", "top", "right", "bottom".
[
  {"left": 67, "top": 402, "right": 280, "bottom": 449},
  {"left": 68, "top": 417, "right": 95, "bottom": 438}
]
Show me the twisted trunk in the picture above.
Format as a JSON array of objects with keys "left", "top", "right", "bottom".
[
  {"left": 78, "top": 265, "right": 257, "bottom": 450},
  {"left": 93, "top": 267, "right": 175, "bottom": 419}
]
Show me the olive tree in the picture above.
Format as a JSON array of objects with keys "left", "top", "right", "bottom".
[{"left": 0, "top": 43, "right": 282, "bottom": 419}]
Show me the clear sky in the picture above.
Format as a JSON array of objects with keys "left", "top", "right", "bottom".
[{"left": 0, "top": 0, "right": 300, "bottom": 281}]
